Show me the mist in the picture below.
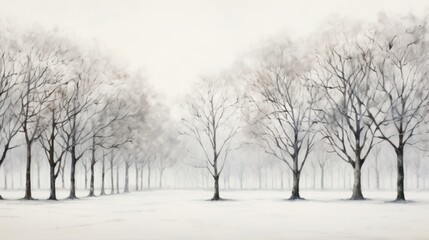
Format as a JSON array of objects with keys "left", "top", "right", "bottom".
[{"left": 1, "top": 1, "right": 429, "bottom": 240}]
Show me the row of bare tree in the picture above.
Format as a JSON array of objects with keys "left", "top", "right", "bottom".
[
  {"left": 182, "top": 13, "right": 429, "bottom": 201},
  {"left": 0, "top": 21, "right": 178, "bottom": 200}
]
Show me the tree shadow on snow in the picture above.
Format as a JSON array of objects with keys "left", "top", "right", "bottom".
[
  {"left": 205, "top": 198, "right": 237, "bottom": 202},
  {"left": 386, "top": 199, "right": 415, "bottom": 204}
]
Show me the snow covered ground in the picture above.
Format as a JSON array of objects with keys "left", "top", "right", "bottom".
[{"left": 1, "top": 189, "right": 428, "bottom": 240}]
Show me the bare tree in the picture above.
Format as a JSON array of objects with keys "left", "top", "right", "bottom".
[
  {"left": 181, "top": 77, "right": 241, "bottom": 200},
  {"left": 122, "top": 154, "right": 133, "bottom": 193},
  {"left": 310, "top": 32, "right": 378, "bottom": 200},
  {"left": 19, "top": 40, "right": 67, "bottom": 200},
  {"left": 63, "top": 55, "right": 105, "bottom": 199},
  {"left": 39, "top": 70, "right": 75, "bottom": 200},
  {"left": 108, "top": 150, "right": 118, "bottom": 194},
  {"left": 364, "top": 15, "right": 429, "bottom": 201},
  {"left": 0, "top": 43, "right": 22, "bottom": 199},
  {"left": 87, "top": 95, "right": 128, "bottom": 197},
  {"left": 247, "top": 42, "right": 317, "bottom": 200}
]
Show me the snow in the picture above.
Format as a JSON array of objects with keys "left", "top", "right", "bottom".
[{"left": 1, "top": 189, "right": 428, "bottom": 240}]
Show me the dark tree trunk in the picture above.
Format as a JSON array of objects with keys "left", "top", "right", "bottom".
[
  {"left": 88, "top": 135, "right": 96, "bottom": 197},
  {"left": 100, "top": 157, "right": 106, "bottom": 195},
  {"left": 350, "top": 160, "right": 364, "bottom": 200},
  {"left": 289, "top": 171, "right": 302, "bottom": 200},
  {"left": 24, "top": 142, "right": 33, "bottom": 200},
  {"left": 395, "top": 147, "right": 405, "bottom": 201},
  {"left": 61, "top": 167, "right": 65, "bottom": 189},
  {"left": 68, "top": 111, "right": 79, "bottom": 199},
  {"left": 110, "top": 156, "right": 114, "bottom": 194},
  {"left": 212, "top": 175, "right": 220, "bottom": 200},
  {"left": 68, "top": 155, "right": 78, "bottom": 199},
  {"left": 48, "top": 164, "right": 57, "bottom": 200},
  {"left": 0, "top": 171, "right": 5, "bottom": 199},
  {"left": 88, "top": 162, "right": 95, "bottom": 197},
  {"left": 211, "top": 153, "right": 221, "bottom": 201}
]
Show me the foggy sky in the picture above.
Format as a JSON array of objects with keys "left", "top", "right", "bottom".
[{"left": 0, "top": 0, "right": 428, "bottom": 103}]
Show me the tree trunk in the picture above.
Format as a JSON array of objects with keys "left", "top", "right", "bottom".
[
  {"left": 375, "top": 155, "right": 380, "bottom": 190},
  {"left": 83, "top": 165, "right": 88, "bottom": 190},
  {"left": 321, "top": 169, "right": 325, "bottom": 190},
  {"left": 290, "top": 171, "right": 302, "bottom": 200},
  {"left": 68, "top": 156, "right": 78, "bottom": 199},
  {"left": 68, "top": 113, "right": 78, "bottom": 199},
  {"left": 24, "top": 142, "right": 33, "bottom": 200},
  {"left": 159, "top": 169, "right": 164, "bottom": 189},
  {"left": 11, "top": 167, "right": 14, "bottom": 189},
  {"left": 135, "top": 163, "right": 139, "bottom": 191},
  {"left": 89, "top": 160, "right": 95, "bottom": 197},
  {"left": 313, "top": 169, "right": 316, "bottom": 190},
  {"left": 4, "top": 170, "right": 7, "bottom": 190},
  {"left": 271, "top": 169, "right": 275, "bottom": 189},
  {"left": 395, "top": 147, "right": 406, "bottom": 201},
  {"left": 48, "top": 164, "right": 57, "bottom": 200},
  {"left": 124, "top": 162, "right": 129, "bottom": 193},
  {"left": 100, "top": 157, "right": 105, "bottom": 195},
  {"left": 147, "top": 162, "right": 151, "bottom": 189},
  {"left": 61, "top": 167, "right": 65, "bottom": 189},
  {"left": 375, "top": 168, "right": 380, "bottom": 190},
  {"left": 37, "top": 163, "right": 41, "bottom": 190},
  {"left": 140, "top": 166, "right": 144, "bottom": 191},
  {"left": 1, "top": 170, "right": 6, "bottom": 199},
  {"left": 212, "top": 175, "right": 220, "bottom": 200},
  {"left": 116, "top": 164, "right": 119, "bottom": 194},
  {"left": 110, "top": 156, "right": 114, "bottom": 194},
  {"left": 350, "top": 161, "right": 365, "bottom": 200}
]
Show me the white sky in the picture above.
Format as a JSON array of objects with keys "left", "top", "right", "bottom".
[{"left": 1, "top": 0, "right": 428, "bottom": 103}]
